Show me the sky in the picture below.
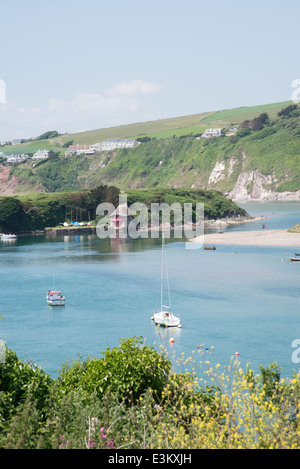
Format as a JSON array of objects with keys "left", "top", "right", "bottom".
[{"left": 0, "top": 0, "right": 299, "bottom": 141}]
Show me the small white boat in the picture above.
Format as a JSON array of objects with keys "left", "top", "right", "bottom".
[
  {"left": 152, "top": 234, "right": 181, "bottom": 328},
  {"left": 47, "top": 290, "right": 65, "bottom": 306},
  {"left": 1, "top": 234, "right": 17, "bottom": 239},
  {"left": 152, "top": 310, "right": 181, "bottom": 327}
]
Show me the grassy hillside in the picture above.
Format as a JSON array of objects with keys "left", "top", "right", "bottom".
[
  {"left": 0, "top": 100, "right": 292, "bottom": 155},
  {"left": 1, "top": 101, "right": 299, "bottom": 199}
]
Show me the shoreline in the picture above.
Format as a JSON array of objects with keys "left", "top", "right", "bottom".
[
  {"left": 191, "top": 229, "right": 300, "bottom": 247},
  {"left": 13, "top": 215, "right": 257, "bottom": 236}
]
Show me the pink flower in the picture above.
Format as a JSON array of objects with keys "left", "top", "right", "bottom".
[
  {"left": 88, "top": 438, "right": 95, "bottom": 448},
  {"left": 106, "top": 439, "right": 114, "bottom": 449}
]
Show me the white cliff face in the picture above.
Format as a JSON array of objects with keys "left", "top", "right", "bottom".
[
  {"left": 227, "top": 156, "right": 236, "bottom": 177},
  {"left": 208, "top": 161, "right": 226, "bottom": 184},
  {"left": 206, "top": 152, "right": 300, "bottom": 201},
  {"left": 228, "top": 170, "right": 300, "bottom": 201}
]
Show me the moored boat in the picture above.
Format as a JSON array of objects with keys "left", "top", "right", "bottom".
[
  {"left": 1, "top": 234, "right": 17, "bottom": 239},
  {"left": 152, "top": 234, "right": 181, "bottom": 328},
  {"left": 47, "top": 290, "right": 65, "bottom": 305}
]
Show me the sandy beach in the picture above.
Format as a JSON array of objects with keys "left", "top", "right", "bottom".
[{"left": 191, "top": 229, "right": 300, "bottom": 247}]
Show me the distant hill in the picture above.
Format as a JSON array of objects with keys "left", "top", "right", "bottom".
[
  {"left": 1, "top": 100, "right": 299, "bottom": 201},
  {"left": 0, "top": 100, "right": 292, "bottom": 155}
]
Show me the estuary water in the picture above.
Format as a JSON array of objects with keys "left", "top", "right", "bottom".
[{"left": 0, "top": 201, "right": 299, "bottom": 378}]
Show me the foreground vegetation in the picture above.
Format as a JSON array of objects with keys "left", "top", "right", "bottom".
[{"left": 1, "top": 336, "right": 300, "bottom": 449}]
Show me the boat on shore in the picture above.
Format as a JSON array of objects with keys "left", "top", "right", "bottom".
[{"left": 152, "top": 234, "right": 181, "bottom": 328}]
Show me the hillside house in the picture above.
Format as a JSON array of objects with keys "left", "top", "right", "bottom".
[
  {"left": 6, "top": 153, "right": 29, "bottom": 163},
  {"left": 202, "top": 128, "right": 222, "bottom": 138},
  {"left": 65, "top": 144, "right": 94, "bottom": 156},
  {"left": 32, "top": 149, "right": 49, "bottom": 160},
  {"left": 11, "top": 139, "right": 22, "bottom": 145},
  {"left": 98, "top": 138, "right": 139, "bottom": 151},
  {"left": 65, "top": 139, "right": 138, "bottom": 155}
]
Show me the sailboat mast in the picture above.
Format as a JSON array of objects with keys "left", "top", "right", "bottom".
[
  {"left": 161, "top": 234, "right": 164, "bottom": 311},
  {"left": 161, "top": 233, "right": 171, "bottom": 312}
]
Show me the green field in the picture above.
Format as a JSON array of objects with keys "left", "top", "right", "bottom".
[{"left": 0, "top": 100, "right": 293, "bottom": 155}]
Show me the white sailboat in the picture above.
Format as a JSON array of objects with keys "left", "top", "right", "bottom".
[{"left": 152, "top": 234, "right": 181, "bottom": 327}]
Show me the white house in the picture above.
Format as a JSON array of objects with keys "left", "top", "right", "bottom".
[
  {"left": 98, "top": 138, "right": 139, "bottom": 151},
  {"left": 202, "top": 128, "right": 222, "bottom": 138},
  {"left": 65, "top": 139, "right": 139, "bottom": 156},
  {"left": 6, "top": 154, "right": 29, "bottom": 163},
  {"left": 32, "top": 149, "right": 49, "bottom": 160},
  {"left": 65, "top": 144, "right": 94, "bottom": 156}
]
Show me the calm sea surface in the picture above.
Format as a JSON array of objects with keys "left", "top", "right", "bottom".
[{"left": 0, "top": 201, "right": 299, "bottom": 378}]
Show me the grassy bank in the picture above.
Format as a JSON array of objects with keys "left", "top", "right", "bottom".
[{"left": 288, "top": 223, "right": 300, "bottom": 233}]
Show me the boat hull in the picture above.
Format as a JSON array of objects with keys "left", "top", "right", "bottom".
[
  {"left": 46, "top": 291, "right": 65, "bottom": 305},
  {"left": 47, "top": 299, "right": 65, "bottom": 306},
  {"left": 153, "top": 311, "right": 181, "bottom": 327}
]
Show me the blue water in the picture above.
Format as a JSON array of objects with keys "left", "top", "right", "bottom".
[{"left": 0, "top": 201, "right": 299, "bottom": 378}]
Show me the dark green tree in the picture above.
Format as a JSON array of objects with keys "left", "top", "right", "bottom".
[{"left": 0, "top": 197, "right": 25, "bottom": 232}]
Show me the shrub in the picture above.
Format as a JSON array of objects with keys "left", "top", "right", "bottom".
[
  {"left": 278, "top": 104, "right": 298, "bottom": 117},
  {"left": 56, "top": 336, "right": 171, "bottom": 405},
  {"left": 0, "top": 348, "right": 52, "bottom": 428}
]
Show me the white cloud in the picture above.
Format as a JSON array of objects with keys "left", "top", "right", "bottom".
[
  {"left": 105, "top": 79, "right": 163, "bottom": 97},
  {"left": 48, "top": 92, "right": 138, "bottom": 114},
  {"left": 0, "top": 79, "right": 163, "bottom": 140}
]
